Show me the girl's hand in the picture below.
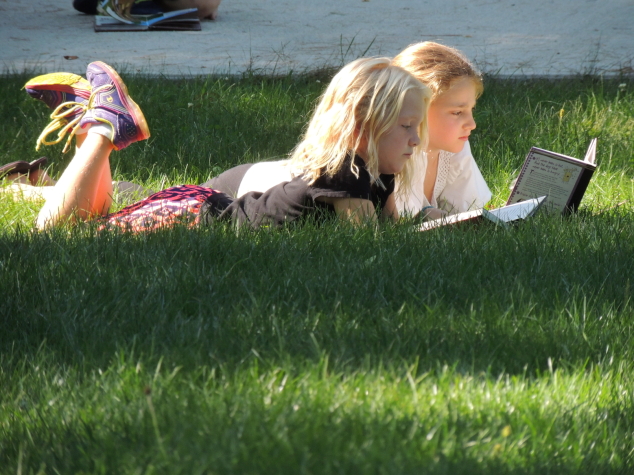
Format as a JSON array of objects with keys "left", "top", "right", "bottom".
[
  {"left": 422, "top": 207, "right": 448, "bottom": 221},
  {"left": 317, "top": 196, "right": 377, "bottom": 224}
]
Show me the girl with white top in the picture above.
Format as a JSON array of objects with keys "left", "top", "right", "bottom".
[{"left": 392, "top": 41, "right": 491, "bottom": 219}]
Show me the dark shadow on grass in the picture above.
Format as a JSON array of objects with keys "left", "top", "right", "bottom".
[{"left": 2, "top": 209, "right": 633, "bottom": 377}]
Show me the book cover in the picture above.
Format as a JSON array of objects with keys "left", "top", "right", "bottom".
[{"left": 506, "top": 139, "right": 597, "bottom": 214}]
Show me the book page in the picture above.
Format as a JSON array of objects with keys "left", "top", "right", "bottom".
[
  {"left": 95, "top": 15, "right": 125, "bottom": 25},
  {"left": 488, "top": 196, "right": 545, "bottom": 222},
  {"left": 507, "top": 149, "right": 587, "bottom": 212},
  {"left": 417, "top": 209, "right": 484, "bottom": 231},
  {"left": 584, "top": 138, "right": 597, "bottom": 164}
]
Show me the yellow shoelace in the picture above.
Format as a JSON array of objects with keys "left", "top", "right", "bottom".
[{"left": 35, "top": 84, "right": 109, "bottom": 153}]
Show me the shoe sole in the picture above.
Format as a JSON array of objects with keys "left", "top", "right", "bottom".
[
  {"left": 91, "top": 61, "right": 151, "bottom": 148},
  {"left": 25, "top": 73, "right": 92, "bottom": 100}
]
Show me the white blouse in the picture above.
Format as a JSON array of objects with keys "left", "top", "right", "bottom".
[{"left": 396, "top": 141, "right": 491, "bottom": 216}]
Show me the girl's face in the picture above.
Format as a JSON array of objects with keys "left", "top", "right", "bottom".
[
  {"left": 427, "top": 77, "right": 477, "bottom": 155},
  {"left": 375, "top": 88, "right": 425, "bottom": 175}
]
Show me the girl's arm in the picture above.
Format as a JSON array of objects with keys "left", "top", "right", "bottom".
[
  {"left": 316, "top": 196, "right": 377, "bottom": 223},
  {"left": 381, "top": 194, "right": 399, "bottom": 221},
  {"left": 317, "top": 195, "right": 400, "bottom": 223}
]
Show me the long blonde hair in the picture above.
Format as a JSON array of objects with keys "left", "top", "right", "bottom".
[
  {"left": 392, "top": 41, "right": 483, "bottom": 100},
  {"left": 289, "top": 57, "right": 430, "bottom": 196}
]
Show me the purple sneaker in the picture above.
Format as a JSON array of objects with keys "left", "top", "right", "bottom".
[
  {"left": 25, "top": 73, "right": 92, "bottom": 152},
  {"left": 80, "top": 61, "right": 150, "bottom": 151}
]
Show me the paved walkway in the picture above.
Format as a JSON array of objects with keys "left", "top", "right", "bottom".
[{"left": 1, "top": 0, "right": 633, "bottom": 77}]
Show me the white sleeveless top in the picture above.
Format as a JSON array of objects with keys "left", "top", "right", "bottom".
[{"left": 396, "top": 141, "right": 491, "bottom": 216}]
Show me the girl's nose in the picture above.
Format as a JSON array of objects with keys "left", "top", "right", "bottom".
[
  {"left": 466, "top": 113, "right": 476, "bottom": 130},
  {"left": 410, "top": 131, "right": 420, "bottom": 147}
]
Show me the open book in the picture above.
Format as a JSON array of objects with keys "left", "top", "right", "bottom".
[
  {"left": 94, "top": 0, "right": 201, "bottom": 32},
  {"left": 419, "top": 138, "right": 597, "bottom": 231},
  {"left": 507, "top": 138, "right": 597, "bottom": 214},
  {"left": 418, "top": 196, "right": 546, "bottom": 231}
]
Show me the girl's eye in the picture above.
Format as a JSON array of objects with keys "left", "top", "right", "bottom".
[
  {"left": 402, "top": 125, "right": 411, "bottom": 130},
  {"left": 452, "top": 111, "right": 462, "bottom": 116}
]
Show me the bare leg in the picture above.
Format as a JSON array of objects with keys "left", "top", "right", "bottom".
[
  {"left": 1, "top": 171, "right": 49, "bottom": 200},
  {"left": 94, "top": 148, "right": 114, "bottom": 215},
  {"left": 1, "top": 183, "right": 54, "bottom": 201},
  {"left": 1, "top": 140, "right": 72, "bottom": 201},
  {"left": 75, "top": 131, "right": 87, "bottom": 148},
  {"left": 2, "top": 174, "right": 29, "bottom": 185},
  {"left": 1, "top": 154, "right": 148, "bottom": 205},
  {"left": 36, "top": 131, "right": 114, "bottom": 229},
  {"left": 29, "top": 60, "right": 150, "bottom": 228},
  {"left": 76, "top": 130, "right": 113, "bottom": 215}
]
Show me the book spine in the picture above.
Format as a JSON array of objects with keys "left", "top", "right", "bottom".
[{"left": 506, "top": 149, "right": 535, "bottom": 205}]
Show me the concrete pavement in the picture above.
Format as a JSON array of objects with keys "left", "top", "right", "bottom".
[{"left": 1, "top": 0, "right": 632, "bottom": 77}]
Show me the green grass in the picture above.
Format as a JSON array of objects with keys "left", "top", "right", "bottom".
[{"left": 1, "top": 71, "right": 634, "bottom": 474}]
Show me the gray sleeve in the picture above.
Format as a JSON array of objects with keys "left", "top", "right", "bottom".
[{"left": 199, "top": 177, "right": 314, "bottom": 229}]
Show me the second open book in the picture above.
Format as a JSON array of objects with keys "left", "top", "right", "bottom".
[
  {"left": 419, "top": 139, "right": 597, "bottom": 231},
  {"left": 94, "top": 0, "right": 201, "bottom": 32}
]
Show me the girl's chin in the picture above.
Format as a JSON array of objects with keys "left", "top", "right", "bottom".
[
  {"left": 442, "top": 144, "right": 466, "bottom": 154},
  {"left": 379, "top": 164, "right": 405, "bottom": 175}
]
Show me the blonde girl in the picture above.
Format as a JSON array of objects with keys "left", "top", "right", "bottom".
[
  {"left": 29, "top": 57, "right": 430, "bottom": 231},
  {"left": 202, "top": 56, "right": 430, "bottom": 226},
  {"left": 392, "top": 41, "right": 491, "bottom": 219}
]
